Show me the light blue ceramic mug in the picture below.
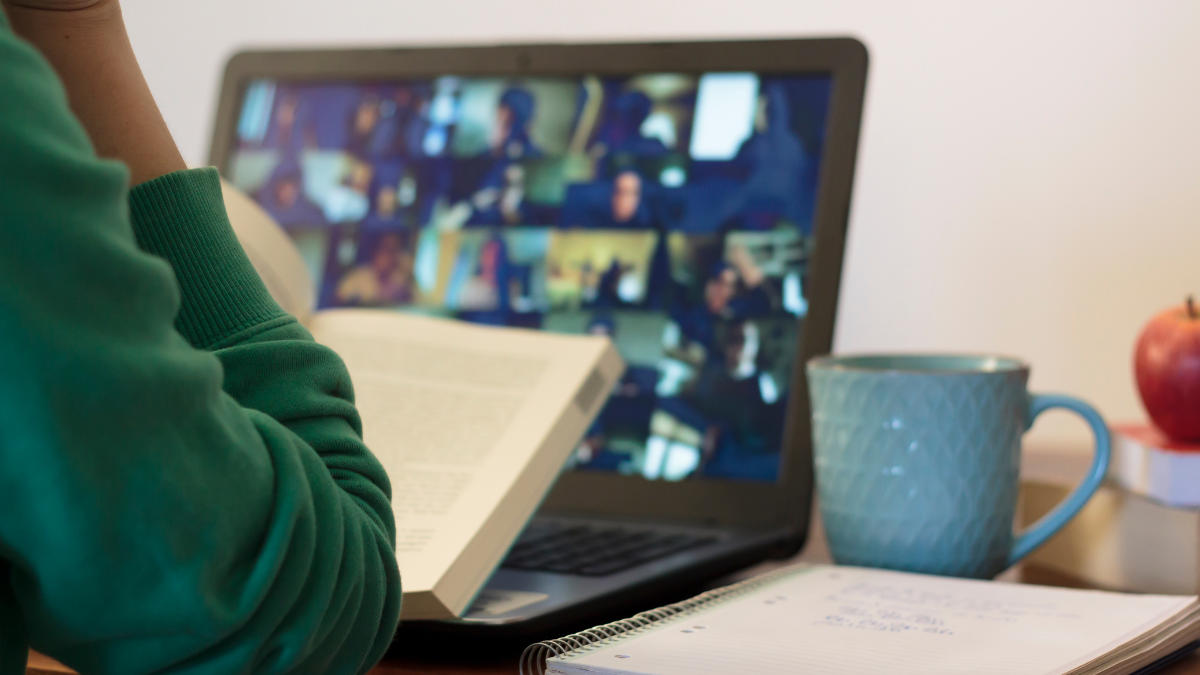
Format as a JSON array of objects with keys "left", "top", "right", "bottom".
[{"left": 806, "top": 354, "right": 1110, "bottom": 579}]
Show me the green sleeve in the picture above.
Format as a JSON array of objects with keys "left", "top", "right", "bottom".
[{"left": 0, "top": 13, "right": 400, "bottom": 675}]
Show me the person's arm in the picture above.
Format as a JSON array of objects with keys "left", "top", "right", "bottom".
[
  {"left": 3, "top": 0, "right": 184, "bottom": 185},
  {"left": 0, "top": 7, "right": 400, "bottom": 675},
  {"left": 727, "top": 244, "right": 765, "bottom": 289}
]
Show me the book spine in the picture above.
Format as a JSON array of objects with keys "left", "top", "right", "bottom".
[
  {"left": 519, "top": 564, "right": 809, "bottom": 675},
  {"left": 1111, "top": 432, "right": 1200, "bottom": 508}
]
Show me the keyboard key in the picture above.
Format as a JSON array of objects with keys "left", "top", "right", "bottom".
[{"left": 577, "top": 558, "right": 641, "bottom": 576}]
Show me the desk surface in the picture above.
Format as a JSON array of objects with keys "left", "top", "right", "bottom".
[
  {"left": 30, "top": 644, "right": 1200, "bottom": 675},
  {"left": 25, "top": 529, "right": 1200, "bottom": 675},
  {"left": 26, "top": 565, "right": 1200, "bottom": 675}
]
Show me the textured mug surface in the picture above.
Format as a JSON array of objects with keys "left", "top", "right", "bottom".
[{"left": 807, "top": 354, "right": 1110, "bottom": 579}]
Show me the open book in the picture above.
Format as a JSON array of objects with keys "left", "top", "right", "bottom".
[
  {"left": 220, "top": 180, "right": 625, "bottom": 620},
  {"left": 523, "top": 564, "right": 1200, "bottom": 675}
]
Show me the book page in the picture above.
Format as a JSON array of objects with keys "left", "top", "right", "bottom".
[
  {"left": 307, "top": 309, "right": 618, "bottom": 616},
  {"left": 554, "top": 566, "right": 1194, "bottom": 675},
  {"left": 338, "top": 334, "right": 548, "bottom": 553}
]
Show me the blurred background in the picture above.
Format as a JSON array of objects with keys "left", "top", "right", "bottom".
[{"left": 122, "top": 0, "right": 1200, "bottom": 451}]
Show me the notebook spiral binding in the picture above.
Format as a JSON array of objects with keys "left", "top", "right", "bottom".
[{"left": 519, "top": 563, "right": 808, "bottom": 675}]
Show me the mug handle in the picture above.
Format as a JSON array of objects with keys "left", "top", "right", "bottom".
[{"left": 1008, "top": 394, "right": 1112, "bottom": 566}]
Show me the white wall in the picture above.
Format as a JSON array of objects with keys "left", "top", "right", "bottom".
[{"left": 123, "top": 0, "right": 1200, "bottom": 449}]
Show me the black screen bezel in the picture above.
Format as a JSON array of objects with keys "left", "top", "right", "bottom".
[{"left": 208, "top": 37, "right": 868, "bottom": 540}]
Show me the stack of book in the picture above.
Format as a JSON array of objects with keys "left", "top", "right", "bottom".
[{"left": 1021, "top": 423, "right": 1200, "bottom": 594}]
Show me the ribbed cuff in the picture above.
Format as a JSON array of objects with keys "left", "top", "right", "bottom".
[{"left": 129, "top": 168, "right": 286, "bottom": 350}]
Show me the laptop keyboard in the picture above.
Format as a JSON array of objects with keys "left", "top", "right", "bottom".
[{"left": 501, "top": 521, "right": 718, "bottom": 577}]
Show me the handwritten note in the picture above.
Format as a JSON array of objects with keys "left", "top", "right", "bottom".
[
  {"left": 811, "top": 576, "right": 1089, "bottom": 636},
  {"left": 816, "top": 603, "right": 955, "bottom": 635},
  {"left": 554, "top": 566, "right": 1194, "bottom": 675}
]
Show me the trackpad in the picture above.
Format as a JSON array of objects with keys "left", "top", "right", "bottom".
[{"left": 466, "top": 589, "right": 550, "bottom": 617}]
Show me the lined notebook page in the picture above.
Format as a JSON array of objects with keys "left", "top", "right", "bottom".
[{"left": 550, "top": 566, "right": 1192, "bottom": 675}]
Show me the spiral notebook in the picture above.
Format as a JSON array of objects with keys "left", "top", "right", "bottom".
[{"left": 522, "top": 564, "right": 1200, "bottom": 675}]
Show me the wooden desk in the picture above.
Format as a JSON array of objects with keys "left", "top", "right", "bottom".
[
  {"left": 27, "top": 564, "right": 1200, "bottom": 675},
  {"left": 25, "top": 525, "right": 1200, "bottom": 674},
  {"left": 30, "top": 622, "right": 1200, "bottom": 675}
]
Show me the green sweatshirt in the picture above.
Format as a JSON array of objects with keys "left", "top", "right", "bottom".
[{"left": 0, "top": 11, "right": 401, "bottom": 675}]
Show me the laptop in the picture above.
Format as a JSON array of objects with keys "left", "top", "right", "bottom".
[{"left": 208, "top": 38, "right": 868, "bottom": 633}]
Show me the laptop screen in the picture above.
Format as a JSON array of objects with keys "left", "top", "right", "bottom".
[{"left": 225, "top": 71, "right": 833, "bottom": 484}]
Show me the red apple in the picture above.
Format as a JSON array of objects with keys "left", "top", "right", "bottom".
[{"left": 1135, "top": 296, "right": 1200, "bottom": 442}]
